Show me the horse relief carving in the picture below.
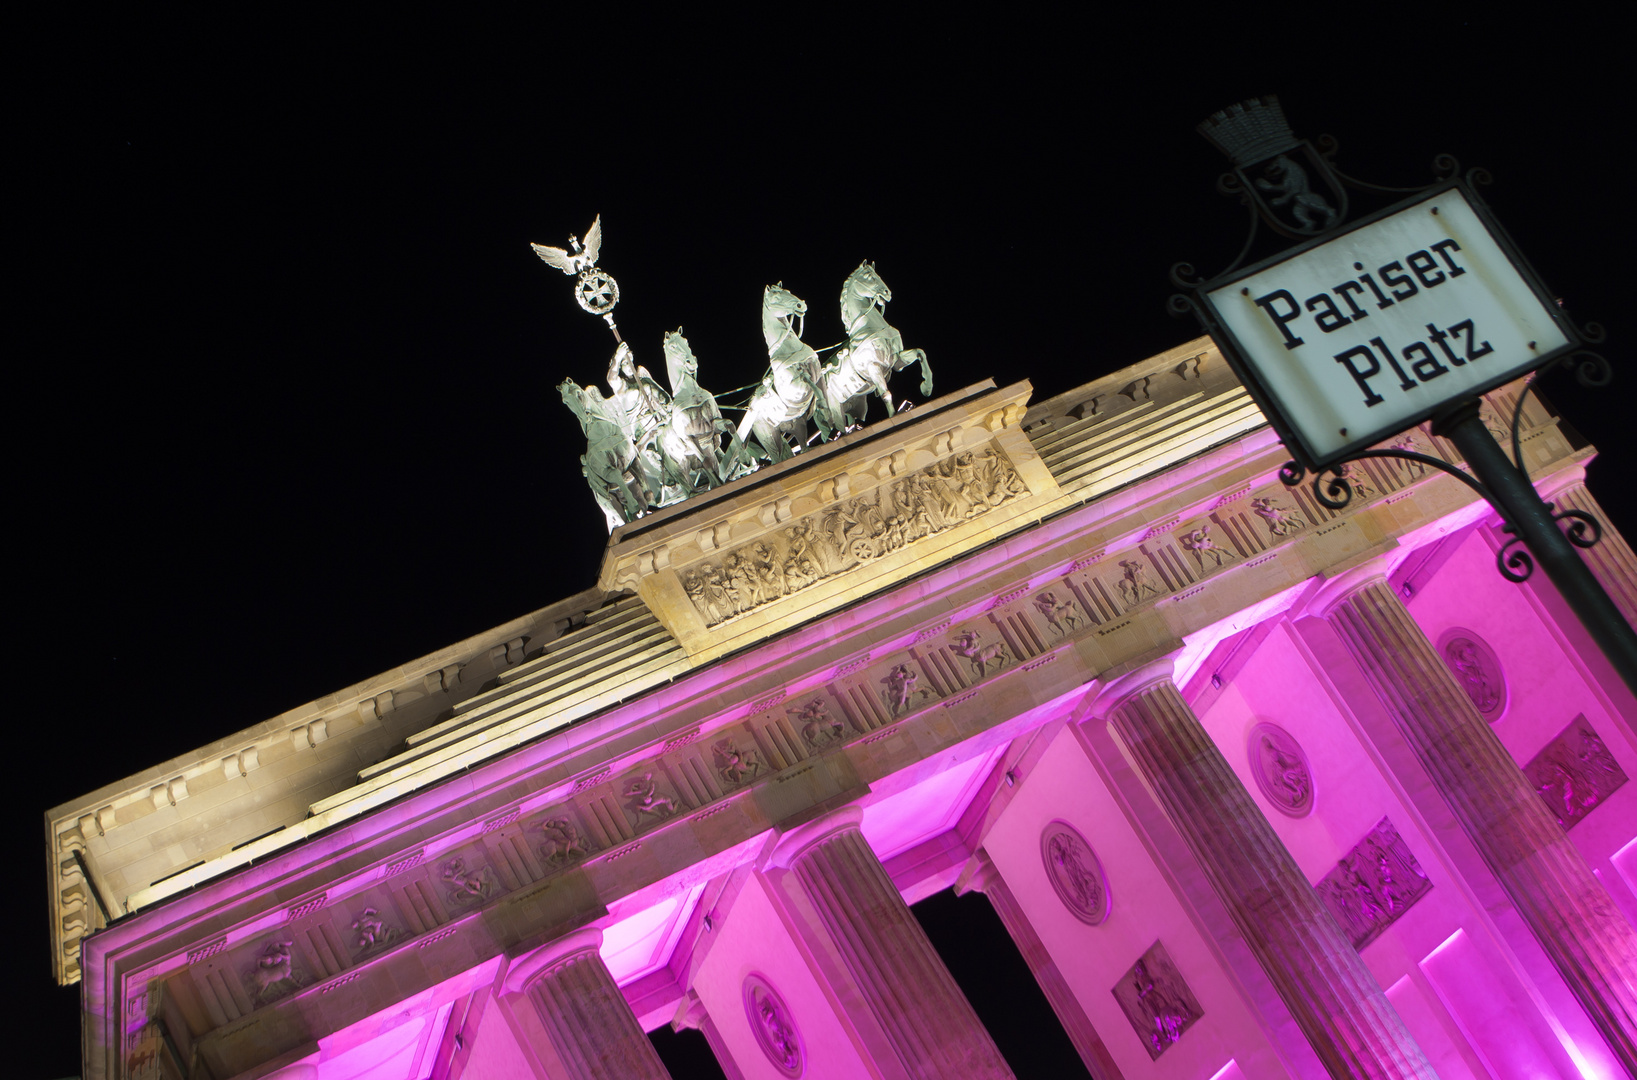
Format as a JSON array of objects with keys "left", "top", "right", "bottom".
[
  {"left": 1033, "top": 591, "right": 1081, "bottom": 636},
  {"left": 713, "top": 739, "right": 762, "bottom": 785},
  {"left": 793, "top": 698, "right": 846, "bottom": 749},
  {"left": 246, "top": 940, "right": 308, "bottom": 1005},
  {"left": 950, "top": 629, "right": 1007, "bottom": 677},
  {"left": 683, "top": 446, "right": 1027, "bottom": 628}
]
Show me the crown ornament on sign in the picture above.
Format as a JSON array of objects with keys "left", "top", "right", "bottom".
[{"left": 1196, "top": 95, "right": 1301, "bottom": 168}]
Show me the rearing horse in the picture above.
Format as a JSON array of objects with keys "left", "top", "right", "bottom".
[
  {"left": 559, "top": 379, "right": 648, "bottom": 530},
  {"left": 737, "top": 283, "right": 822, "bottom": 463},
  {"left": 659, "top": 328, "right": 741, "bottom": 490},
  {"left": 818, "top": 261, "right": 932, "bottom": 432}
]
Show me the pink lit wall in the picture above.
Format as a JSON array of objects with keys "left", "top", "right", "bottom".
[
  {"left": 981, "top": 727, "right": 1283, "bottom": 1079},
  {"left": 692, "top": 870, "right": 875, "bottom": 1079}
]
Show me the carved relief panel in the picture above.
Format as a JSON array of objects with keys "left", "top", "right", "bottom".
[
  {"left": 1247, "top": 722, "right": 1314, "bottom": 818},
  {"left": 1315, "top": 817, "right": 1432, "bottom": 950},
  {"left": 1523, "top": 717, "right": 1627, "bottom": 830},
  {"left": 1436, "top": 628, "right": 1507, "bottom": 721},
  {"left": 1040, "top": 821, "right": 1110, "bottom": 926},
  {"left": 1111, "top": 940, "right": 1201, "bottom": 1060},
  {"left": 743, "top": 973, "right": 803, "bottom": 1077}
]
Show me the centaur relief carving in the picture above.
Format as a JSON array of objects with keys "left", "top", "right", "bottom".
[{"left": 682, "top": 446, "right": 1028, "bottom": 627}]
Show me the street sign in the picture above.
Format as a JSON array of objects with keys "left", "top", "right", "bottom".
[{"left": 1202, "top": 181, "right": 1576, "bottom": 469}]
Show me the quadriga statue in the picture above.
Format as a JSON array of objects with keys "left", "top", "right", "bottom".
[
  {"left": 737, "top": 283, "right": 823, "bottom": 463},
  {"left": 660, "top": 328, "right": 749, "bottom": 492}
]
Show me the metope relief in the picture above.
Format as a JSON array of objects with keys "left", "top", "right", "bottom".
[
  {"left": 712, "top": 738, "right": 763, "bottom": 784},
  {"left": 1524, "top": 717, "right": 1627, "bottom": 830},
  {"left": 1248, "top": 722, "right": 1314, "bottom": 817},
  {"left": 623, "top": 771, "right": 680, "bottom": 824},
  {"left": 682, "top": 446, "right": 1028, "bottom": 628},
  {"left": 1040, "top": 820, "right": 1110, "bottom": 926},
  {"left": 1437, "top": 629, "right": 1506, "bottom": 721},
  {"left": 791, "top": 698, "right": 847, "bottom": 750},
  {"left": 743, "top": 973, "right": 803, "bottom": 1077},
  {"left": 350, "top": 907, "right": 404, "bottom": 956},
  {"left": 1112, "top": 941, "right": 1201, "bottom": 1060},
  {"left": 441, "top": 857, "right": 498, "bottom": 906},
  {"left": 539, "top": 815, "right": 595, "bottom": 868},
  {"left": 246, "top": 939, "right": 309, "bottom": 1006},
  {"left": 1315, "top": 817, "right": 1432, "bottom": 950}
]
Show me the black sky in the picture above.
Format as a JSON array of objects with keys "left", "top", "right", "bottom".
[{"left": 21, "top": 12, "right": 1632, "bottom": 1078}]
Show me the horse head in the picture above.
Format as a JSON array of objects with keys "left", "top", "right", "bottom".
[
  {"left": 763, "top": 282, "right": 808, "bottom": 323},
  {"left": 842, "top": 260, "right": 891, "bottom": 308},
  {"left": 662, "top": 327, "right": 699, "bottom": 392}
]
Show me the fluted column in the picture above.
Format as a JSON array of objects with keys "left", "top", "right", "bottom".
[
  {"left": 957, "top": 851, "right": 1124, "bottom": 1080},
  {"left": 1098, "top": 661, "right": 1435, "bottom": 1079},
  {"left": 671, "top": 991, "right": 747, "bottom": 1080},
  {"left": 1543, "top": 476, "right": 1637, "bottom": 627},
  {"left": 504, "top": 928, "right": 671, "bottom": 1080},
  {"left": 1322, "top": 574, "right": 1637, "bottom": 1072},
  {"left": 770, "top": 807, "right": 1015, "bottom": 1079}
]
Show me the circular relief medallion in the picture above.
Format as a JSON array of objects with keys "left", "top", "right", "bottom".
[
  {"left": 1248, "top": 722, "right": 1314, "bottom": 817},
  {"left": 1040, "top": 821, "right": 1110, "bottom": 926},
  {"left": 1437, "top": 628, "right": 1507, "bottom": 721},
  {"left": 743, "top": 973, "right": 802, "bottom": 1077}
]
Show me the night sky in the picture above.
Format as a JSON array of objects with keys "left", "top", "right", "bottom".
[{"left": 21, "top": 13, "right": 1631, "bottom": 1078}]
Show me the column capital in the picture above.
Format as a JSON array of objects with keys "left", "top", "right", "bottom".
[
  {"left": 1297, "top": 556, "right": 1395, "bottom": 619},
  {"left": 765, "top": 804, "right": 864, "bottom": 870},
  {"left": 1088, "top": 656, "right": 1176, "bottom": 716},
  {"left": 953, "top": 849, "right": 1000, "bottom": 897},
  {"left": 504, "top": 926, "right": 604, "bottom": 994}
]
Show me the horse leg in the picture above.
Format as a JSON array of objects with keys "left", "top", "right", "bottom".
[{"left": 903, "top": 348, "right": 932, "bottom": 397}]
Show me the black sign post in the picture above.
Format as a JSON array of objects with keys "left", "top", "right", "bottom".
[{"left": 1171, "top": 97, "right": 1637, "bottom": 697}]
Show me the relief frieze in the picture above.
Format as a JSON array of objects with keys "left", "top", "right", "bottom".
[
  {"left": 682, "top": 445, "right": 1029, "bottom": 628},
  {"left": 1524, "top": 717, "right": 1627, "bottom": 830},
  {"left": 1315, "top": 817, "right": 1432, "bottom": 950}
]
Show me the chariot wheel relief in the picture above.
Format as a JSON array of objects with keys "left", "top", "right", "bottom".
[{"left": 574, "top": 269, "right": 620, "bottom": 316}]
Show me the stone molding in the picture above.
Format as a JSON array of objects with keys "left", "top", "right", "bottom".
[{"left": 505, "top": 927, "right": 605, "bottom": 994}]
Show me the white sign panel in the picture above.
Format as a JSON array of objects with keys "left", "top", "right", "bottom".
[{"left": 1206, "top": 186, "right": 1570, "bottom": 464}]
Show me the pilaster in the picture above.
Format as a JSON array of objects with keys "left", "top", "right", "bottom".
[{"left": 1095, "top": 660, "right": 1435, "bottom": 1079}]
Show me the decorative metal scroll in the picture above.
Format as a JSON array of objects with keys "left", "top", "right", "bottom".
[
  {"left": 1523, "top": 717, "right": 1627, "bottom": 831},
  {"left": 1040, "top": 821, "right": 1111, "bottom": 926},
  {"left": 1315, "top": 817, "right": 1432, "bottom": 950},
  {"left": 1111, "top": 941, "right": 1201, "bottom": 1060},
  {"left": 743, "top": 973, "right": 803, "bottom": 1077}
]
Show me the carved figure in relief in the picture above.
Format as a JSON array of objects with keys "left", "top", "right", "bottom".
[
  {"left": 1341, "top": 859, "right": 1386, "bottom": 924},
  {"left": 1047, "top": 833, "right": 1104, "bottom": 916},
  {"left": 623, "top": 772, "right": 678, "bottom": 821},
  {"left": 1389, "top": 431, "right": 1429, "bottom": 475},
  {"left": 248, "top": 940, "right": 301, "bottom": 1004},
  {"left": 794, "top": 698, "right": 846, "bottom": 748},
  {"left": 1260, "top": 735, "right": 1311, "bottom": 811},
  {"left": 1578, "top": 728, "right": 1618, "bottom": 779},
  {"left": 351, "top": 907, "right": 401, "bottom": 952},
  {"left": 757, "top": 991, "right": 802, "bottom": 1070},
  {"left": 1250, "top": 496, "right": 1305, "bottom": 537},
  {"left": 1130, "top": 959, "right": 1192, "bottom": 1056},
  {"left": 442, "top": 857, "right": 493, "bottom": 902},
  {"left": 1034, "top": 591, "right": 1081, "bottom": 635},
  {"left": 1524, "top": 719, "right": 1626, "bottom": 831},
  {"left": 1180, "top": 524, "right": 1234, "bottom": 568},
  {"left": 1446, "top": 638, "right": 1500, "bottom": 714},
  {"left": 1118, "top": 559, "right": 1160, "bottom": 607},
  {"left": 816, "top": 261, "right": 932, "bottom": 434},
  {"left": 881, "top": 664, "right": 920, "bottom": 717},
  {"left": 713, "top": 739, "right": 762, "bottom": 785},
  {"left": 950, "top": 629, "right": 1008, "bottom": 677},
  {"left": 540, "top": 817, "right": 590, "bottom": 866},
  {"left": 1331, "top": 462, "right": 1377, "bottom": 501}
]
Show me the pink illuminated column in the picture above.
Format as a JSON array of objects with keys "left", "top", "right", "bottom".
[
  {"left": 957, "top": 850, "right": 1124, "bottom": 1080},
  {"left": 671, "top": 991, "right": 747, "bottom": 1080},
  {"left": 1321, "top": 574, "right": 1637, "bottom": 1072},
  {"left": 1542, "top": 476, "right": 1637, "bottom": 626},
  {"left": 503, "top": 928, "right": 671, "bottom": 1080},
  {"left": 770, "top": 807, "right": 1016, "bottom": 1079},
  {"left": 1096, "top": 661, "right": 1435, "bottom": 1079}
]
